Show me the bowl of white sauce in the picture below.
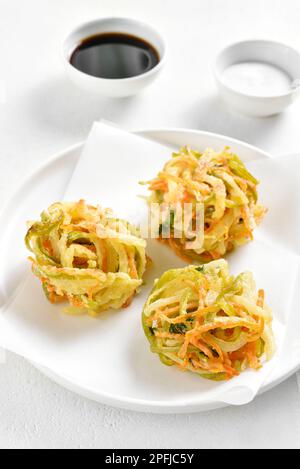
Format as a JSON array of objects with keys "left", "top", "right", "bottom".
[{"left": 214, "top": 40, "right": 300, "bottom": 117}]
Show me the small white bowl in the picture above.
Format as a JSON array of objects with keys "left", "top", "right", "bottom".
[
  {"left": 214, "top": 40, "right": 300, "bottom": 117},
  {"left": 63, "top": 17, "right": 166, "bottom": 98}
]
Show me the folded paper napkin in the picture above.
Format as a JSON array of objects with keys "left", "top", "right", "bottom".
[{"left": 0, "top": 121, "right": 300, "bottom": 407}]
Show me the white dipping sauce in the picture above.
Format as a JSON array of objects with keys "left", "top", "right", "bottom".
[{"left": 221, "top": 61, "right": 292, "bottom": 97}]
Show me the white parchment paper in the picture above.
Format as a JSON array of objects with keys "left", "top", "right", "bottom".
[{"left": 0, "top": 122, "right": 299, "bottom": 407}]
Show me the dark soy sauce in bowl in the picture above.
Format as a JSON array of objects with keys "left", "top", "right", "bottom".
[{"left": 70, "top": 32, "right": 160, "bottom": 79}]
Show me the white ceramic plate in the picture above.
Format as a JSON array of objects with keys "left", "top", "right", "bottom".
[{"left": 0, "top": 129, "right": 299, "bottom": 413}]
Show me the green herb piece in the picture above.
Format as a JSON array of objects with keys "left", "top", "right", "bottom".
[{"left": 169, "top": 323, "right": 187, "bottom": 334}]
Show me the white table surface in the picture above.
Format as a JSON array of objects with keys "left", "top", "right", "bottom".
[{"left": 1, "top": 0, "right": 300, "bottom": 449}]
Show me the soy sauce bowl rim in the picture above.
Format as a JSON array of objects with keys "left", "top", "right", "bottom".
[{"left": 63, "top": 17, "right": 167, "bottom": 83}]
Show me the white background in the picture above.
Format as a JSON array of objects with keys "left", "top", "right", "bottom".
[{"left": 0, "top": 0, "right": 300, "bottom": 449}]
